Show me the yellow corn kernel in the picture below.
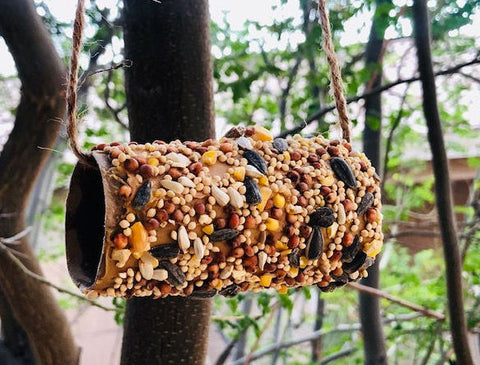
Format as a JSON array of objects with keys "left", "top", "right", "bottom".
[
  {"left": 147, "top": 157, "right": 159, "bottom": 167},
  {"left": 280, "top": 249, "right": 292, "bottom": 256},
  {"left": 202, "top": 150, "right": 217, "bottom": 166},
  {"left": 257, "top": 187, "right": 272, "bottom": 212},
  {"left": 275, "top": 241, "right": 288, "bottom": 250},
  {"left": 273, "top": 194, "right": 285, "bottom": 208},
  {"left": 265, "top": 218, "right": 280, "bottom": 232},
  {"left": 364, "top": 240, "right": 383, "bottom": 257},
  {"left": 283, "top": 151, "right": 290, "bottom": 160},
  {"left": 299, "top": 256, "right": 308, "bottom": 269},
  {"left": 202, "top": 224, "right": 214, "bottom": 235},
  {"left": 233, "top": 166, "right": 246, "bottom": 181},
  {"left": 278, "top": 285, "right": 288, "bottom": 294},
  {"left": 327, "top": 222, "right": 338, "bottom": 239},
  {"left": 129, "top": 222, "right": 150, "bottom": 256},
  {"left": 260, "top": 274, "right": 273, "bottom": 287},
  {"left": 288, "top": 267, "right": 299, "bottom": 277},
  {"left": 258, "top": 175, "right": 269, "bottom": 186},
  {"left": 251, "top": 125, "right": 273, "bottom": 142}
]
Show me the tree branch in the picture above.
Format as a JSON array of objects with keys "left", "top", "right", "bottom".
[
  {"left": 277, "top": 55, "right": 480, "bottom": 138},
  {"left": 413, "top": 3, "right": 473, "bottom": 363}
]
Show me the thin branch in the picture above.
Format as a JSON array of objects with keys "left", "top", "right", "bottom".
[
  {"left": 231, "top": 313, "right": 423, "bottom": 365},
  {"left": 0, "top": 240, "right": 116, "bottom": 312},
  {"left": 458, "top": 71, "right": 480, "bottom": 84},
  {"left": 319, "top": 347, "right": 357, "bottom": 364},
  {"left": 348, "top": 282, "right": 445, "bottom": 321},
  {"left": 277, "top": 55, "right": 480, "bottom": 138},
  {"left": 215, "top": 338, "right": 239, "bottom": 365},
  {"left": 104, "top": 66, "right": 129, "bottom": 129}
]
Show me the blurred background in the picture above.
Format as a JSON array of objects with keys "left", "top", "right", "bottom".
[{"left": 0, "top": 0, "right": 480, "bottom": 364}]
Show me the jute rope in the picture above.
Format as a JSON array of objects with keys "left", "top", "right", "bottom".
[
  {"left": 317, "top": 0, "right": 351, "bottom": 142},
  {"left": 66, "top": 0, "right": 93, "bottom": 166}
]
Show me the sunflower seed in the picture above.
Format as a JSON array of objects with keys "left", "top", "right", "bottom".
[
  {"left": 288, "top": 248, "right": 300, "bottom": 267},
  {"left": 132, "top": 181, "right": 151, "bottom": 209},
  {"left": 258, "top": 251, "right": 268, "bottom": 270},
  {"left": 237, "top": 136, "right": 252, "bottom": 150},
  {"left": 193, "top": 237, "right": 204, "bottom": 259},
  {"left": 224, "top": 126, "right": 245, "bottom": 138},
  {"left": 330, "top": 157, "right": 357, "bottom": 189},
  {"left": 219, "top": 265, "right": 234, "bottom": 279},
  {"left": 178, "top": 226, "right": 190, "bottom": 252},
  {"left": 243, "top": 150, "right": 267, "bottom": 175},
  {"left": 211, "top": 185, "right": 230, "bottom": 207},
  {"left": 357, "top": 192, "right": 374, "bottom": 215},
  {"left": 191, "top": 289, "right": 217, "bottom": 298},
  {"left": 160, "top": 180, "right": 184, "bottom": 194},
  {"left": 342, "top": 236, "right": 360, "bottom": 263},
  {"left": 219, "top": 284, "right": 240, "bottom": 297},
  {"left": 112, "top": 249, "right": 131, "bottom": 268},
  {"left": 337, "top": 203, "right": 346, "bottom": 225},
  {"left": 331, "top": 272, "right": 349, "bottom": 283},
  {"left": 165, "top": 152, "right": 191, "bottom": 168},
  {"left": 272, "top": 138, "right": 288, "bottom": 153},
  {"left": 149, "top": 244, "right": 180, "bottom": 259},
  {"left": 306, "top": 226, "right": 323, "bottom": 260},
  {"left": 308, "top": 207, "right": 335, "bottom": 227},
  {"left": 158, "top": 261, "right": 186, "bottom": 286},
  {"left": 245, "top": 165, "right": 264, "bottom": 178},
  {"left": 227, "top": 187, "right": 244, "bottom": 208},
  {"left": 209, "top": 228, "right": 239, "bottom": 242},
  {"left": 244, "top": 177, "right": 261, "bottom": 204},
  {"left": 178, "top": 176, "right": 195, "bottom": 188},
  {"left": 342, "top": 251, "right": 367, "bottom": 274}
]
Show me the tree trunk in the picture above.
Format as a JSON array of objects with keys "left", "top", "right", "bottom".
[
  {"left": 412, "top": 1, "right": 473, "bottom": 364},
  {"left": 359, "top": 1, "right": 389, "bottom": 364},
  {"left": 121, "top": 1, "right": 214, "bottom": 364},
  {"left": 0, "top": 0, "right": 80, "bottom": 363}
]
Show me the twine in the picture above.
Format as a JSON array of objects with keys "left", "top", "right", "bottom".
[
  {"left": 317, "top": 0, "right": 351, "bottom": 142},
  {"left": 66, "top": 0, "right": 94, "bottom": 166}
]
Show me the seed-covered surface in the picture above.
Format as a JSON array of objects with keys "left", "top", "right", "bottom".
[{"left": 81, "top": 128, "right": 383, "bottom": 299}]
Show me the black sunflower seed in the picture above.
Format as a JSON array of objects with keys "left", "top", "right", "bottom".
[
  {"left": 342, "top": 236, "right": 360, "bottom": 263},
  {"left": 244, "top": 177, "right": 262, "bottom": 204},
  {"left": 149, "top": 244, "right": 180, "bottom": 259},
  {"left": 330, "top": 157, "right": 357, "bottom": 189},
  {"left": 308, "top": 207, "right": 335, "bottom": 227},
  {"left": 342, "top": 251, "right": 367, "bottom": 274},
  {"left": 272, "top": 138, "right": 288, "bottom": 153},
  {"left": 209, "top": 229, "right": 239, "bottom": 242},
  {"left": 219, "top": 284, "right": 241, "bottom": 297},
  {"left": 157, "top": 261, "right": 186, "bottom": 286},
  {"left": 132, "top": 181, "right": 151, "bottom": 208},
  {"left": 243, "top": 150, "right": 267, "bottom": 175},
  {"left": 357, "top": 192, "right": 374, "bottom": 215},
  {"left": 191, "top": 289, "right": 217, "bottom": 299},
  {"left": 306, "top": 226, "right": 323, "bottom": 260},
  {"left": 331, "top": 272, "right": 349, "bottom": 283},
  {"left": 288, "top": 248, "right": 300, "bottom": 268}
]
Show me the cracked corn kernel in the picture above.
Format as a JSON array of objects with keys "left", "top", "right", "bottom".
[
  {"left": 278, "top": 285, "right": 288, "bottom": 294},
  {"left": 273, "top": 194, "right": 285, "bottom": 208},
  {"left": 233, "top": 166, "right": 246, "bottom": 181},
  {"left": 283, "top": 151, "right": 290, "bottom": 160},
  {"left": 257, "top": 187, "right": 272, "bottom": 212},
  {"left": 299, "top": 256, "right": 308, "bottom": 269},
  {"left": 251, "top": 125, "right": 273, "bottom": 142},
  {"left": 363, "top": 240, "right": 382, "bottom": 257},
  {"left": 275, "top": 241, "right": 288, "bottom": 250},
  {"left": 202, "top": 151, "right": 217, "bottom": 166},
  {"left": 288, "top": 267, "right": 299, "bottom": 277},
  {"left": 147, "top": 157, "right": 159, "bottom": 166},
  {"left": 130, "top": 222, "right": 150, "bottom": 256},
  {"left": 265, "top": 218, "right": 280, "bottom": 232},
  {"left": 202, "top": 224, "right": 214, "bottom": 235},
  {"left": 258, "top": 175, "right": 269, "bottom": 186},
  {"left": 260, "top": 274, "right": 273, "bottom": 287}
]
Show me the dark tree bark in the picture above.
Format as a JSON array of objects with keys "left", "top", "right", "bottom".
[
  {"left": 0, "top": 0, "right": 80, "bottom": 364},
  {"left": 359, "top": 1, "right": 389, "bottom": 364},
  {"left": 412, "top": 1, "right": 474, "bottom": 364},
  {"left": 121, "top": 1, "right": 214, "bottom": 364}
]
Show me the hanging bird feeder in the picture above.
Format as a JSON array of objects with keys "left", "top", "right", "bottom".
[{"left": 65, "top": 0, "right": 383, "bottom": 299}]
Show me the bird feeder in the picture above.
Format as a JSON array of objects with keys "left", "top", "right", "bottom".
[{"left": 65, "top": 126, "right": 383, "bottom": 299}]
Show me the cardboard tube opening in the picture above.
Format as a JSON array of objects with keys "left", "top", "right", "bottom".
[{"left": 66, "top": 161, "right": 106, "bottom": 290}]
